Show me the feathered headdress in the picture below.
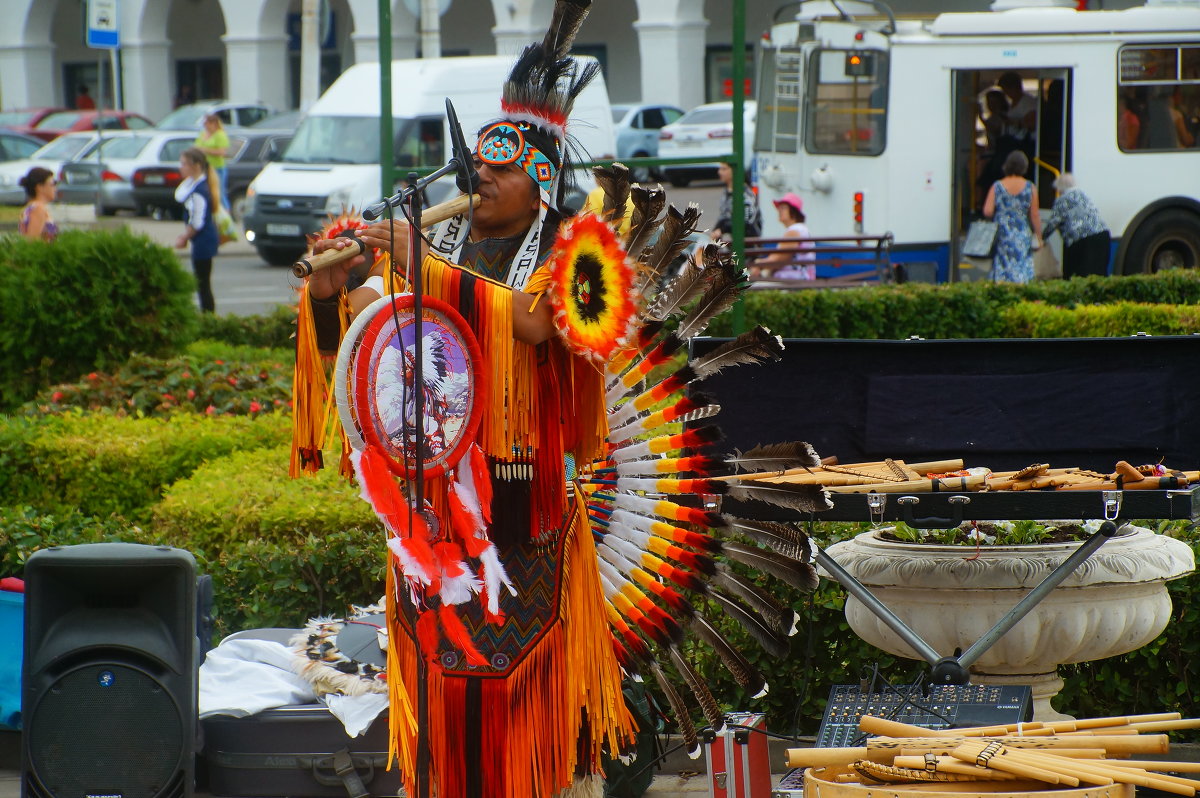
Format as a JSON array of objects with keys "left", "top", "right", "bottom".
[{"left": 433, "top": 0, "right": 599, "bottom": 289}]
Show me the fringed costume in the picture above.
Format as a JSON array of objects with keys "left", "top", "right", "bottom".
[{"left": 292, "top": 2, "right": 836, "bottom": 796}]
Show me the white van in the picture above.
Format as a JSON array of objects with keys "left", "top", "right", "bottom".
[{"left": 243, "top": 56, "right": 616, "bottom": 265}]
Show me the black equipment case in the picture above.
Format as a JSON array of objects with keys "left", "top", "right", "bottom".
[
  {"left": 692, "top": 335, "right": 1200, "bottom": 524},
  {"left": 201, "top": 704, "right": 401, "bottom": 798}
]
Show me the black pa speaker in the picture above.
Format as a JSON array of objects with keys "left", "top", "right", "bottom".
[{"left": 22, "top": 543, "right": 197, "bottom": 798}]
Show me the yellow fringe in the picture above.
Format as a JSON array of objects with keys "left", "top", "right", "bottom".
[
  {"left": 290, "top": 283, "right": 331, "bottom": 477},
  {"left": 385, "top": 568, "right": 418, "bottom": 778}
]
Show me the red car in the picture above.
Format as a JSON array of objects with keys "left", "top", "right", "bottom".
[
  {"left": 0, "top": 107, "right": 69, "bottom": 138},
  {"left": 30, "top": 110, "right": 154, "bottom": 142}
]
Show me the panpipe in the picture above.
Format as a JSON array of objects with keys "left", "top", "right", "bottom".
[
  {"left": 787, "top": 711, "right": 1200, "bottom": 797},
  {"left": 721, "top": 456, "right": 1200, "bottom": 495}
]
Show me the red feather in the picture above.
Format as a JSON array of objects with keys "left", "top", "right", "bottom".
[
  {"left": 434, "top": 541, "right": 466, "bottom": 578},
  {"left": 469, "top": 444, "right": 493, "bottom": 524},
  {"left": 439, "top": 604, "right": 489, "bottom": 667},
  {"left": 447, "top": 484, "right": 478, "bottom": 545},
  {"left": 415, "top": 610, "right": 441, "bottom": 663}
]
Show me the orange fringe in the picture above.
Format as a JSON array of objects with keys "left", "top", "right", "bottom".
[
  {"left": 388, "top": 490, "right": 634, "bottom": 797},
  {"left": 290, "top": 283, "right": 352, "bottom": 477}
]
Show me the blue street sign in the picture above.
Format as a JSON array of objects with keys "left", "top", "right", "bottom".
[{"left": 87, "top": 0, "right": 119, "bottom": 50}]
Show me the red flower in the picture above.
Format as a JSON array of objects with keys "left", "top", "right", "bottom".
[
  {"left": 227, "top": 376, "right": 237, "bottom": 386},
  {"left": 206, "top": 405, "right": 216, "bottom": 415},
  {"left": 163, "top": 393, "right": 175, "bottom": 401},
  {"left": 214, "top": 360, "right": 224, "bottom": 365},
  {"left": 274, "top": 399, "right": 282, "bottom": 406},
  {"left": 87, "top": 372, "right": 99, "bottom": 381},
  {"left": 187, "top": 388, "right": 196, "bottom": 399},
  {"left": 51, "top": 391, "right": 64, "bottom": 402},
  {"left": 181, "top": 371, "right": 191, "bottom": 378},
  {"left": 249, "top": 401, "right": 262, "bottom": 413}
]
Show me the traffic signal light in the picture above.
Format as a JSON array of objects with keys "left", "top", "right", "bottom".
[{"left": 853, "top": 191, "right": 864, "bottom": 232}]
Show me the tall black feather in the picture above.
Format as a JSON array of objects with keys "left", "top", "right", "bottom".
[
  {"left": 710, "top": 564, "right": 797, "bottom": 637},
  {"left": 688, "top": 613, "right": 768, "bottom": 698},
  {"left": 668, "top": 646, "right": 726, "bottom": 734},
  {"left": 640, "top": 204, "right": 702, "bottom": 292},
  {"left": 690, "top": 327, "right": 784, "bottom": 380},
  {"left": 719, "top": 516, "right": 814, "bottom": 563},
  {"left": 650, "top": 660, "right": 701, "bottom": 758},
  {"left": 708, "top": 588, "right": 789, "bottom": 658},
  {"left": 719, "top": 541, "right": 820, "bottom": 592},
  {"left": 541, "top": 0, "right": 592, "bottom": 61},
  {"left": 646, "top": 249, "right": 711, "bottom": 322},
  {"left": 724, "top": 480, "right": 833, "bottom": 515},
  {"left": 728, "top": 442, "right": 821, "bottom": 474}
]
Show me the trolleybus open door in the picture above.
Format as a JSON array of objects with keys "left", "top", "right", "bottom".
[{"left": 950, "top": 68, "right": 1071, "bottom": 281}]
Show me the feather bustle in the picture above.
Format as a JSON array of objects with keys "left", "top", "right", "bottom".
[
  {"left": 668, "top": 646, "right": 726, "bottom": 733},
  {"left": 651, "top": 661, "right": 702, "bottom": 758},
  {"left": 688, "top": 613, "right": 768, "bottom": 698},
  {"left": 708, "top": 589, "right": 789, "bottom": 658},
  {"left": 719, "top": 542, "right": 820, "bottom": 593}
]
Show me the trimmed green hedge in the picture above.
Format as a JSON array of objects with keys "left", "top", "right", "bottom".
[
  {"left": 710, "top": 270, "right": 1200, "bottom": 339},
  {"left": 153, "top": 445, "right": 377, "bottom": 549},
  {"left": 0, "top": 505, "right": 384, "bottom": 640},
  {"left": 0, "top": 229, "right": 198, "bottom": 408},
  {"left": 193, "top": 303, "right": 297, "bottom": 350},
  {"left": 0, "top": 411, "right": 289, "bottom": 519}
]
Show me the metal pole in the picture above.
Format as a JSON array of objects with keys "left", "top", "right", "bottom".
[
  {"left": 731, "top": 0, "right": 747, "bottom": 334},
  {"left": 379, "top": 0, "right": 394, "bottom": 199}
]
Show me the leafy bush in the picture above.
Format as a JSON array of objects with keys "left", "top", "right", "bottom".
[
  {"left": 710, "top": 270, "right": 1200, "bottom": 339},
  {"left": 0, "top": 229, "right": 198, "bottom": 408},
  {"left": 153, "top": 445, "right": 377, "bottom": 549},
  {"left": 0, "top": 411, "right": 289, "bottom": 519},
  {"left": 193, "top": 303, "right": 298, "bottom": 350},
  {"left": 1001, "top": 301, "right": 1200, "bottom": 338},
  {"left": 0, "top": 505, "right": 384, "bottom": 640},
  {"left": 24, "top": 348, "right": 293, "bottom": 418}
]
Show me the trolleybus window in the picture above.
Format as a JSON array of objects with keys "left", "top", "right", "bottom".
[
  {"left": 756, "top": 47, "right": 804, "bottom": 155},
  {"left": 1116, "top": 44, "right": 1200, "bottom": 152},
  {"left": 805, "top": 48, "right": 887, "bottom": 156}
]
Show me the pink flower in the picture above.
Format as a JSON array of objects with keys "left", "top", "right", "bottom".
[
  {"left": 181, "top": 371, "right": 191, "bottom": 378},
  {"left": 249, "top": 401, "right": 262, "bottom": 413},
  {"left": 274, "top": 399, "right": 282, "bottom": 406},
  {"left": 187, "top": 389, "right": 196, "bottom": 399},
  {"left": 227, "top": 376, "right": 237, "bottom": 386},
  {"left": 162, "top": 393, "right": 175, "bottom": 401},
  {"left": 205, "top": 405, "right": 216, "bottom": 415}
]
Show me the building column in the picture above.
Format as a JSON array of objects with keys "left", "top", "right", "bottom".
[
  {"left": 633, "top": 18, "right": 708, "bottom": 111},
  {"left": 490, "top": 0, "right": 543, "bottom": 56},
  {"left": 120, "top": 40, "right": 173, "bottom": 120},
  {"left": 347, "top": 0, "right": 419, "bottom": 63},
  {"left": 222, "top": 34, "right": 291, "bottom": 109},
  {"left": 0, "top": 44, "right": 55, "bottom": 110}
]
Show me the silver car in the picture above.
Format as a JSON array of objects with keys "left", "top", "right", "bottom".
[
  {"left": 57, "top": 131, "right": 198, "bottom": 215},
  {"left": 611, "top": 103, "right": 684, "bottom": 182},
  {"left": 0, "top": 132, "right": 103, "bottom": 205}
]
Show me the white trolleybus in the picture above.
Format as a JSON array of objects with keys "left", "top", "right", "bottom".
[{"left": 754, "top": 0, "right": 1200, "bottom": 282}]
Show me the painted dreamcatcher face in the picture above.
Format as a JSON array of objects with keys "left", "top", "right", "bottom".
[{"left": 335, "top": 294, "right": 484, "bottom": 480}]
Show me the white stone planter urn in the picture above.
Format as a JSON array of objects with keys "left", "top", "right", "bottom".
[{"left": 824, "top": 527, "right": 1194, "bottom": 720}]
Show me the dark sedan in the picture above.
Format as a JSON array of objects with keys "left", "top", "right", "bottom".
[{"left": 130, "top": 131, "right": 292, "bottom": 221}]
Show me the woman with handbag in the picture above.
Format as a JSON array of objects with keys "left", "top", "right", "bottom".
[
  {"left": 983, "top": 149, "right": 1042, "bottom": 283},
  {"left": 174, "top": 147, "right": 220, "bottom": 313}
]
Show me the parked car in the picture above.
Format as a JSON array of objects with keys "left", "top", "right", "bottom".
[
  {"left": 0, "top": 132, "right": 104, "bottom": 204},
  {"left": 611, "top": 103, "right": 683, "bottom": 182},
  {"left": 657, "top": 100, "right": 757, "bottom": 187},
  {"left": 131, "top": 130, "right": 293, "bottom": 221},
  {"left": 252, "top": 110, "right": 304, "bottom": 130},
  {"left": 157, "top": 101, "right": 278, "bottom": 131},
  {"left": 0, "top": 107, "right": 68, "bottom": 138},
  {"left": 31, "top": 110, "right": 154, "bottom": 142},
  {"left": 57, "top": 131, "right": 196, "bottom": 214},
  {"left": 0, "top": 129, "right": 45, "bottom": 162}
]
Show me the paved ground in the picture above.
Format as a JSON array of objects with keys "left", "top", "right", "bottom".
[{"left": 0, "top": 730, "right": 793, "bottom": 797}]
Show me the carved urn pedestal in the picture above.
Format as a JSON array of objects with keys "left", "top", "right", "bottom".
[{"left": 824, "top": 528, "right": 1194, "bottom": 720}]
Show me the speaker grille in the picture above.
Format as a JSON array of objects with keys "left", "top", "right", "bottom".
[{"left": 27, "top": 663, "right": 184, "bottom": 798}]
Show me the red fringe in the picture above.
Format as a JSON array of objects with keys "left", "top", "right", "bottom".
[
  {"left": 415, "top": 610, "right": 441, "bottom": 662},
  {"left": 470, "top": 443, "right": 493, "bottom": 524}
]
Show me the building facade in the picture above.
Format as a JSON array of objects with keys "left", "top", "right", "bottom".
[{"left": 1, "top": 0, "right": 1089, "bottom": 123}]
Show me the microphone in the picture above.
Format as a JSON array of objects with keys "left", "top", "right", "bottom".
[{"left": 445, "top": 97, "right": 479, "bottom": 194}]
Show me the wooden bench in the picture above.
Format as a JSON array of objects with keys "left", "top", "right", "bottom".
[{"left": 744, "top": 233, "right": 895, "bottom": 288}]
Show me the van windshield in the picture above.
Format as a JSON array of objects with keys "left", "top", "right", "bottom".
[{"left": 283, "top": 116, "right": 413, "bottom": 165}]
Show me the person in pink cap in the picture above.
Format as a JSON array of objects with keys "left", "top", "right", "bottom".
[{"left": 752, "top": 191, "right": 815, "bottom": 280}]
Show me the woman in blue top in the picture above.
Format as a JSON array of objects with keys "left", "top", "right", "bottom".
[
  {"left": 983, "top": 149, "right": 1042, "bottom": 284},
  {"left": 174, "top": 147, "right": 220, "bottom": 313},
  {"left": 1042, "top": 173, "right": 1111, "bottom": 279}
]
